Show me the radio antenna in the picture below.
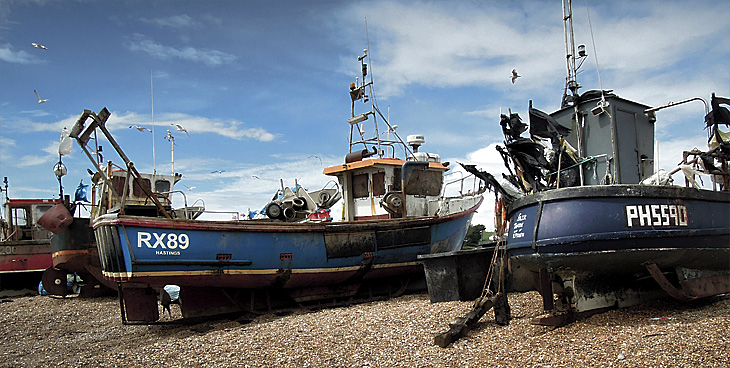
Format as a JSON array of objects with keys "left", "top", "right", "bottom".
[{"left": 151, "top": 70, "right": 157, "bottom": 174}]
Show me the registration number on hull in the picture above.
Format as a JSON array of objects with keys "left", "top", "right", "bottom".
[
  {"left": 625, "top": 204, "right": 688, "bottom": 228},
  {"left": 137, "top": 232, "right": 190, "bottom": 250}
]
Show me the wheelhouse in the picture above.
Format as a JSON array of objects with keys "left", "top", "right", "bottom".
[{"left": 1, "top": 198, "right": 60, "bottom": 242}]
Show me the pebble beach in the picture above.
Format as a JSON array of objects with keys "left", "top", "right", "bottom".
[{"left": 1, "top": 291, "right": 728, "bottom": 367}]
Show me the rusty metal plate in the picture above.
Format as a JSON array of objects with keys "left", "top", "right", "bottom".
[
  {"left": 376, "top": 226, "right": 430, "bottom": 250},
  {"left": 324, "top": 231, "right": 376, "bottom": 259}
]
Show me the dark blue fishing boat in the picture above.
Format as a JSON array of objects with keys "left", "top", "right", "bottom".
[
  {"left": 473, "top": 0, "right": 730, "bottom": 326},
  {"left": 70, "top": 49, "right": 485, "bottom": 323}
]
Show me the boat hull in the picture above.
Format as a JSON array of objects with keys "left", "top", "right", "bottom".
[
  {"left": 0, "top": 240, "right": 52, "bottom": 291},
  {"left": 95, "top": 207, "right": 477, "bottom": 288},
  {"left": 43, "top": 218, "right": 117, "bottom": 296},
  {"left": 0, "top": 241, "right": 52, "bottom": 274},
  {"left": 93, "top": 200, "right": 479, "bottom": 322},
  {"left": 506, "top": 185, "right": 729, "bottom": 271},
  {"left": 504, "top": 185, "right": 730, "bottom": 323}
]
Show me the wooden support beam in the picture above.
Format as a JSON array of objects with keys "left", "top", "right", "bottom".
[{"left": 434, "top": 292, "right": 510, "bottom": 348}]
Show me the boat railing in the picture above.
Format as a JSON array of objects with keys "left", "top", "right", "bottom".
[
  {"left": 192, "top": 210, "right": 246, "bottom": 221},
  {"left": 441, "top": 171, "right": 482, "bottom": 199}
]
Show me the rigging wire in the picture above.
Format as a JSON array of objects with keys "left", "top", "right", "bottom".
[{"left": 584, "top": 0, "right": 606, "bottom": 106}]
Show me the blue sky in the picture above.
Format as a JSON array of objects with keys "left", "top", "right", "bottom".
[{"left": 1, "top": 0, "right": 728, "bottom": 228}]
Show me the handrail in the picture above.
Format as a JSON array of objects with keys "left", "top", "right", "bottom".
[{"left": 441, "top": 172, "right": 481, "bottom": 198}]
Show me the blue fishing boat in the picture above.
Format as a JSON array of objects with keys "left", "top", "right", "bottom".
[
  {"left": 70, "top": 49, "right": 485, "bottom": 323},
  {"left": 473, "top": 0, "right": 730, "bottom": 326}
]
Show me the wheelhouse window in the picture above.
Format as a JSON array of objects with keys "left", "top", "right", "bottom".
[
  {"left": 132, "top": 178, "right": 152, "bottom": 198},
  {"left": 155, "top": 180, "right": 171, "bottom": 193},
  {"left": 392, "top": 168, "right": 402, "bottom": 191},
  {"left": 33, "top": 205, "right": 53, "bottom": 226},
  {"left": 372, "top": 172, "right": 385, "bottom": 196},
  {"left": 352, "top": 173, "right": 369, "bottom": 198},
  {"left": 404, "top": 169, "right": 442, "bottom": 196},
  {"left": 112, "top": 176, "right": 126, "bottom": 197},
  {"left": 12, "top": 207, "right": 28, "bottom": 226},
  {"left": 353, "top": 172, "right": 387, "bottom": 198}
]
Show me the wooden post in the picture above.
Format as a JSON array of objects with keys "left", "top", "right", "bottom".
[{"left": 434, "top": 294, "right": 501, "bottom": 348}]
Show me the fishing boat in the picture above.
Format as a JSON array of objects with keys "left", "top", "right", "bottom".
[
  {"left": 39, "top": 169, "right": 192, "bottom": 297},
  {"left": 70, "top": 49, "right": 485, "bottom": 323},
  {"left": 479, "top": 0, "right": 730, "bottom": 326},
  {"left": 0, "top": 178, "right": 57, "bottom": 290}
]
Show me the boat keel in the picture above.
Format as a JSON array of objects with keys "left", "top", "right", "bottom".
[
  {"left": 643, "top": 262, "right": 730, "bottom": 301},
  {"left": 115, "top": 274, "right": 424, "bottom": 323},
  {"left": 529, "top": 264, "right": 730, "bottom": 326},
  {"left": 530, "top": 268, "right": 667, "bottom": 326}
]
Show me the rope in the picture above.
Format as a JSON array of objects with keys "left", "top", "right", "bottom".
[{"left": 481, "top": 197, "right": 509, "bottom": 299}]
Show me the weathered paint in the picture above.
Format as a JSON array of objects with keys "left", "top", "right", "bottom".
[{"left": 93, "top": 198, "right": 480, "bottom": 290}]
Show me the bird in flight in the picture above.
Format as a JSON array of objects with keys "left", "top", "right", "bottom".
[
  {"left": 382, "top": 125, "right": 398, "bottom": 134},
  {"left": 251, "top": 175, "right": 260, "bottom": 179},
  {"left": 308, "top": 155, "right": 322, "bottom": 165},
  {"left": 34, "top": 90, "right": 48, "bottom": 103},
  {"left": 511, "top": 69, "right": 521, "bottom": 84},
  {"left": 31, "top": 42, "right": 48, "bottom": 50},
  {"left": 129, "top": 125, "right": 151, "bottom": 132},
  {"left": 163, "top": 130, "right": 177, "bottom": 143},
  {"left": 211, "top": 170, "right": 225, "bottom": 174},
  {"left": 172, "top": 124, "right": 189, "bottom": 136},
  {"left": 183, "top": 185, "right": 196, "bottom": 191}
]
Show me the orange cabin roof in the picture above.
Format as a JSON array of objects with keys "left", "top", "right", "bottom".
[{"left": 323, "top": 158, "right": 448, "bottom": 176}]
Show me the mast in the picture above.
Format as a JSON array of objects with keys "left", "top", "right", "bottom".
[
  {"left": 347, "top": 48, "right": 411, "bottom": 162},
  {"left": 151, "top": 70, "right": 156, "bottom": 175},
  {"left": 562, "top": 0, "right": 585, "bottom": 184},
  {"left": 563, "top": 0, "right": 580, "bottom": 102}
]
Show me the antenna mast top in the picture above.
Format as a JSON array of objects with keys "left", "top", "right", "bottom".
[{"left": 561, "top": 0, "right": 587, "bottom": 108}]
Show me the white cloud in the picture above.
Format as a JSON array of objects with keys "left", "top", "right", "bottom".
[
  {"left": 337, "top": 1, "right": 564, "bottom": 97},
  {"left": 176, "top": 154, "right": 341, "bottom": 219},
  {"left": 140, "top": 15, "right": 198, "bottom": 29},
  {"left": 0, "top": 136, "right": 16, "bottom": 163},
  {"left": 140, "top": 14, "right": 222, "bottom": 29},
  {"left": 107, "top": 111, "right": 278, "bottom": 142},
  {"left": 0, "top": 43, "right": 43, "bottom": 64},
  {"left": 0, "top": 116, "right": 72, "bottom": 134},
  {"left": 126, "top": 34, "right": 237, "bottom": 66},
  {"left": 19, "top": 154, "right": 52, "bottom": 167},
  {"left": 335, "top": 1, "right": 729, "bottom": 107}
]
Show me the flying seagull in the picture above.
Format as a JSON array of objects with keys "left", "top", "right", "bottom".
[
  {"left": 382, "top": 125, "right": 398, "bottom": 134},
  {"left": 511, "top": 69, "right": 521, "bottom": 84},
  {"left": 172, "top": 123, "right": 189, "bottom": 136},
  {"left": 308, "top": 155, "right": 322, "bottom": 165},
  {"left": 251, "top": 175, "right": 260, "bottom": 179},
  {"left": 129, "top": 125, "right": 151, "bottom": 132},
  {"left": 183, "top": 185, "right": 196, "bottom": 191},
  {"left": 34, "top": 90, "right": 48, "bottom": 103},
  {"left": 211, "top": 170, "right": 225, "bottom": 174},
  {"left": 31, "top": 42, "right": 48, "bottom": 50}
]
